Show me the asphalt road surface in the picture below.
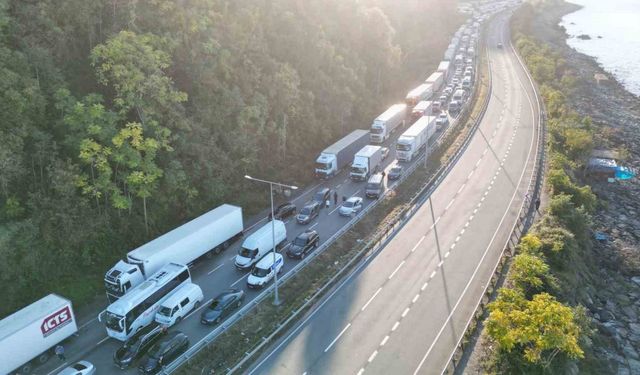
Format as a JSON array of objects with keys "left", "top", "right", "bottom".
[
  {"left": 248, "top": 9, "right": 540, "bottom": 375},
  {"left": 36, "top": 55, "right": 461, "bottom": 375}
]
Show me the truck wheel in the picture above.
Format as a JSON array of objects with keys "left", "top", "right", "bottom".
[
  {"left": 223, "top": 240, "right": 230, "bottom": 249},
  {"left": 21, "top": 363, "right": 33, "bottom": 374},
  {"left": 37, "top": 352, "right": 50, "bottom": 364}
]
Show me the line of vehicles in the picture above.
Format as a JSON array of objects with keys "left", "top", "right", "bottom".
[{"left": 1, "top": 4, "right": 498, "bottom": 374}]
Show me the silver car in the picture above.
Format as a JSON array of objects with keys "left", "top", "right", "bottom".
[
  {"left": 339, "top": 197, "right": 363, "bottom": 216},
  {"left": 57, "top": 361, "right": 96, "bottom": 375}
]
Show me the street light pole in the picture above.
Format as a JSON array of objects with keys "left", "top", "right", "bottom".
[{"left": 245, "top": 175, "right": 298, "bottom": 306}]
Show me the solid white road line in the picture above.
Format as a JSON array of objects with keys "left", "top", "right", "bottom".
[{"left": 324, "top": 323, "right": 352, "bottom": 353}]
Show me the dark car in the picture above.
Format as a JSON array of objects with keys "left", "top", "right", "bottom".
[
  {"left": 388, "top": 165, "right": 403, "bottom": 180},
  {"left": 268, "top": 202, "right": 296, "bottom": 220},
  {"left": 114, "top": 324, "right": 167, "bottom": 369},
  {"left": 312, "top": 187, "right": 331, "bottom": 206},
  {"left": 200, "top": 289, "right": 245, "bottom": 325},
  {"left": 286, "top": 230, "right": 320, "bottom": 259},
  {"left": 296, "top": 202, "right": 321, "bottom": 224},
  {"left": 497, "top": 42, "right": 503, "bottom": 48},
  {"left": 138, "top": 332, "right": 189, "bottom": 374}
]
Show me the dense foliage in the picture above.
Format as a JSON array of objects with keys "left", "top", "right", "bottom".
[{"left": 0, "top": 0, "right": 461, "bottom": 317}]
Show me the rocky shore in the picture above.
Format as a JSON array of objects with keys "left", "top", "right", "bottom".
[{"left": 464, "top": 2, "right": 640, "bottom": 374}]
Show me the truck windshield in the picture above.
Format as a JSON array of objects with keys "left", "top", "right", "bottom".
[
  {"left": 370, "top": 127, "right": 383, "bottom": 134},
  {"left": 105, "top": 280, "right": 121, "bottom": 294},
  {"left": 396, "top": 143, "right": 411, "bottom": 151},
  {"left": 105, "top": 311, "right": 125, "bottom": 332},
  {"left": 351, "top": 166, "right": 366, "bottom": 174},
  {"left": 251, "top": 267, "right": 270, "bottom": 278},
  {"left": 239, "top": 247, "right": 258, "bottom": 258},
  {"left": 315, "top": 162, "right": 330, "bottom": 171}
]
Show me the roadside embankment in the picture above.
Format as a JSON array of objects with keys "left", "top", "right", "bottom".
[{"left": 464, "top": 1, "right": 640, "bottom": 374}]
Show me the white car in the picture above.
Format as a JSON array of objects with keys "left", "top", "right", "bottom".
[
  {"left": 339, "top": 197, "right": 364, "bottom": 217},
  {"left": 247, "top": 253, "right": 284, "bottom": 289},
  {"left": 57, "top": 361, "right": 96, "bottom": 375},
  {"left": 436, "top": 113, "right": 449, "bottom": 128}
]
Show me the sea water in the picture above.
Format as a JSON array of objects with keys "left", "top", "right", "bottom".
[{"left": 560, "top": 0, "right": 640, "bottom": 97}]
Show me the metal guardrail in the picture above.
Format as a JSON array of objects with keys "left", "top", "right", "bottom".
[
  {"left": 163, "top": 24, "right": 491, "bottom": 375},
  {"left": 441, "top": 13, "right": 548, "bottom": 374}
]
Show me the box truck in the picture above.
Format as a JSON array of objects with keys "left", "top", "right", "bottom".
[
  {"left": 235, "top": 220, "right": 287, "bottom": 271},
  {"left": 410, "top": 100, "right": 433, "bottom": 123},
  {"left": 437, "top": 61, "right": 452, "bottom": 80},
  {"left": 1, "top": 294, "right": 78, "bottom": 375},
  {"left": 104, "top": 204, "right": 244, "bottom": 302},
  {"left": 396, "top": 116, "right": 437, "bottom": 162},
  {"left": 405, "top": 84, "right": 434, "bottom": 107},
  {"left": 369, "top": 104, "right": 407, "bottom": 143},
  {"left": 315, "top": 129, "right": 369, "bottom": 178},
  {"left": 425, "top": 72, "right": 445, "bottom": 93},
  {"left": 444, "top": 46, "right": 456, "bottom": 61},
  {"left": 350, "top": 145, "right": 383, "bottom": 181}
]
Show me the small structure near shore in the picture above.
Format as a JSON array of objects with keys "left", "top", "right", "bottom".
[
  {"left": 585, "top": 149, "right": 636, "bottom": 181},
  {"left": 594, "top": 73, "right": 610, "bottom": 86}
]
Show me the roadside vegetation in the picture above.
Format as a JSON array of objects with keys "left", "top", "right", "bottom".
[
  {"left": 480, "top": 2, "right": 611, "bottom": 374},
  {"left": 0, "top": 0, "right": 463, "bottom": 318}
]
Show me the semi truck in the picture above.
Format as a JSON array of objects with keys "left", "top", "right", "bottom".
[
  {"left": 410, "top": 100, "right": 433, "bottom": 123},
  {"left": 405, "top": 84, "right": 434, "bottom": 107},
  {"left": 444, "top": 45, "right": 456, "bottom": 61},
  {"left": 350, "top": 145, "right": 383, "bottom": 181},
  {"left": 369, "top": 104, "right": 407, "bottom": 143},
  {"left": 396, "top": 115, "right": 437, "bottom": 162},
  {"left": 437, "top": 61, "right": 452, "bottom": 80},
  {"left": 104, "top": 204, "right": 244, "bottom": 302},
  {"left": 315, "top": 129, "right": 370, "bottom": 178},
  {"left": 1, "top": 294, "right": 78, "bottom": 375},
  {"left": 425, "top": 72, "right": 445, "bottom": 93}
]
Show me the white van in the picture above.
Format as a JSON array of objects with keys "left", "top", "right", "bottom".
[
  {"left": 155, "top": 282, "right": 204, "bottom": 327},
  {"left": 452, "top": 89, "right": 467, "bottom": 103},
  {"left": 235, "top": 220, "right": 287, "bottom": 271},
  {"left": 247, "top": 253, "right": 284, "bottom": 289},
  {"left": 462, "top": 76, "right": 472, "bottom": 89}
]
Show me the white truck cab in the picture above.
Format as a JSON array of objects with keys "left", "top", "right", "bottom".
[{"left": 247, "top": 253, "right": 284, "bottom": 289}]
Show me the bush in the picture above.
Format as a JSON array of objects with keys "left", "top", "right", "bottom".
[
  {"left": 548, "top": 193, "right": 590, "bottom": 236},
  {"left": 547, "top": 168, "right": 596, "bottom": 212},
  {"left": 511, "top": 253, "right": 557, "bottom": 296}
]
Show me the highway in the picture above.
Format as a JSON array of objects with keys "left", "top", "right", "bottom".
[
  {"left": 248, "top": 8, "right": 540, "bottom": 375},
  {"left": 36, "top": 61, "right": 459, "bottom": 375}
]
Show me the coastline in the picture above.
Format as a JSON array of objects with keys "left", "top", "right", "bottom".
[{"left": 462, "top": 1, "right": 640, "bottom": 374}]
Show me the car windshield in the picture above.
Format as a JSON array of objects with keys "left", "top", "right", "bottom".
[
  {"left": 158, "top": 306, "right": 172, "bottom": 317},
  {"left": 343, "top": 201, "right": 355, "bottom": 208},
  {"left": 314, "top": 192, "right": 326, "bottom": 201},
  {"left": 397, "top": 143, "right": 411, "bottom": 151},
  {"left": 315, "top": 162, "right": 330, "bottom": 170},
  {"left": 239, "top": 247, "right": 257, "bottom": 258},
  {"left": 105, "top": 311, "right": 124, "bottom": 332},
  {"left": 209, "top": 299, "right": 221, "bottom": 310},
  {"left": 252, "top": 267, "right": 270, "bottom": 277},
  {"left": 391, "top": 167, "right": 402, "bottom": 173},
  {"left": 300, "top": 207, "right": 311, "bottom": 215},
  {"left": 294, "top": 237, "right": 308, "bottom": 246},
  {"left": 366, "top": 183, "right": 379, "bottom": 190}
]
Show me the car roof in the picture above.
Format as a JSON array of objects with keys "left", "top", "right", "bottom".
[
  {"left": 277, "top": 202, "right": 293, "bottom": 208},
  {"left": 317, "top": 187, "right": 330, "bottom": 194},
  {"left": 346, "top": 196, "right": 361, "bottom": 202},
  {"left": 255, "top": 252, "right": 283, "bottom": 268},
  {"left": 297, "top": 229, "right": 317, "bottom": 239},
  {"left": 304, "top": 202, "right": 320, "bottom": 209}
]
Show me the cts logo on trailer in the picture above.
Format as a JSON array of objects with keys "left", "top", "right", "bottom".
[{"left": 41, "top": 306, "right": 73, "bottom": 337}]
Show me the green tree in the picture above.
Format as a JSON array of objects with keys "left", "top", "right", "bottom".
[{"left": 511, "top": 253, "right": 557, "bottom": 296}]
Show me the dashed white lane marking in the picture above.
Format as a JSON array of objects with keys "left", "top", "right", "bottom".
[
  {"left": 324, "top": 323, "right": 351, "bottom": 352},
  {"left": 231, "top": 272, "right": 249, "bottom": 287},
  {"left": 392, "top": 321, "right": 400, "bottom": 331},
  {"left": 380, "top": 335, "right": 390, "bottom": 347},
  {"left": 411, "top": 236, "right": 426, "bottom": 253},
  {"left": 457, "top": 184, "right": 466, "bottom": 194},
  {"left": 450, "top": 243, "right": 456, "bottom": 250},
  {"left": 208, "top": 263, "right": 224, "bottom": 275},
  {"left": 309, "top": 222, "right": 319, "bottom": 229},
  {"left": 402, "top": 307, "right": 411, "bottom": 318},
  {"left": 361, "top": 287, "right": 383, "bottom": 312},
  {"left": 388, "top": 261, "right": 405, "bottom": 280},
  {"left": 368, "top": 350, "right": 378, "bottom": 363},
  {"left": 430, "top": 216, "right": 441, "bottom": 229},
  {"left": 445, "top": 251, "right": 450, "bottom": 258},
  {"left": 467, "top": 170, "right": 475, "bottom": 179},
  {"left": 421, "top": 282, "right": 428, "bottom": 291},
  {"left": 445, "top": 199, "right": 455, "bottom": 210},
  {"left": 475, "top": 159, "right": 482, "bottom": 167},
  {"left": 357, "top": 368, "right": 365, "bottom": 375},
  {"left": 430, "top": 270, "right": 437, "bottom": 279},
  {"left": 438, "top": 260, "right": 444, "bottom": 268},
  {"left": 412, "top": 294, "right": 420, "bottom": 303},
  {"left": 455, "top": 235, "right": 461, "bottom": 242}
]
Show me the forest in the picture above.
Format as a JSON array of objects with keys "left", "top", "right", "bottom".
[{"left": 0, "top": 0, "right": 461, "bottom": 317}]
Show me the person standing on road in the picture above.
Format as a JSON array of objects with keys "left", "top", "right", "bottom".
[
  {"left": 535, "top": 197, "right": 541, "bottom": 213},
  {"left": 333, "top": 191, "right": 338, "bottom": 205},
  {"left": 342, "top": 195, "right": 347, "bottom": 203},
  {"left": 55, "top": 344, "right": 66, "bottom": 361}
]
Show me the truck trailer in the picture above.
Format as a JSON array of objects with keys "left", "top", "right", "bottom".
[
  {"left": 350, "top": 145, "right": 383, "bottom": 181},
  {"left": 437, "top": 61, "right": 452, "bottom": 80},
  {"left": 410, "top": 100, "right": 433, "bottom": 123},
  {"left": 396, "top": 115, "right": 437, "bottom": 162},
  {"left": 405, "top": 84, "right": 434, "bottom": 107},
  {"left": 104, "top": 204, "right": 244, "bottom": 302},
  {"left": 425, "top": 72, "right": 445, "bottom": 93},
  {"left": 369, "top": 104, "right": 407, "bottom": 143},
  {"left": 1, "top": 294, "right": 78, "bottom": 375},
  {"left": 315, "top": 129, "right": 370, "bottom": 178}
]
